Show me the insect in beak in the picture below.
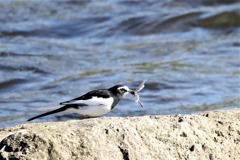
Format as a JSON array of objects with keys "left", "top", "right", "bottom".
[{"left": 129, "top": 80, "right": 146, "bottom": 108}]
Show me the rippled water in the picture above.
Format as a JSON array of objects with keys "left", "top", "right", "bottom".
[{"left": 0, "top": 0, "right": 239, "bottom": 128}]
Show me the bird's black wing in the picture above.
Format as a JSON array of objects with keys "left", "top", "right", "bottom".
[{"left": 59, "top": 89, "right": 111, "bottom": 105}]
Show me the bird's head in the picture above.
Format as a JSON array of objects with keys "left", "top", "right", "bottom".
[{"left": 109, "top": 85, "right": 135, "bottom": 97}]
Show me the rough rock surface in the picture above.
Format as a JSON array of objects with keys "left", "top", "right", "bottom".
[{"left": 0, "top": 109, "right": 239, "bottom": 160}]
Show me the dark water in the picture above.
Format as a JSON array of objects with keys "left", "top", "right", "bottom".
[{"left": 0, "top": 0, "right": 239, "bottom": 128}]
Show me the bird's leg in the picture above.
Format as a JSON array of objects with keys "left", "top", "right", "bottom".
[{"left": 85, "top": 115, "right": 91, "bottom": 118}]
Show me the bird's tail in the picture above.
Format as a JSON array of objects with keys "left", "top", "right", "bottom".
[{"left": 27, "top": 105, "right": 70, "bottom": 121}]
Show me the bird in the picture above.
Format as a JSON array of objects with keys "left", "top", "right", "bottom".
[{"left": 27, "top": 84, "right": 137, "bottom": 121}]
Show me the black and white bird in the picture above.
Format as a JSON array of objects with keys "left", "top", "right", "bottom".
[{"left": 27, "top": 85, "right": 138, "bottom": 121}]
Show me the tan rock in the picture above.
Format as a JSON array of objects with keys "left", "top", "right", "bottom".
[{"left": 0, "top": 109, "right": 239, "bottom": 160}]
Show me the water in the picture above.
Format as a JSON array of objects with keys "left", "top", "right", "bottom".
[{"left": 0, "top": 0, "right": 239, "bottom": 128}]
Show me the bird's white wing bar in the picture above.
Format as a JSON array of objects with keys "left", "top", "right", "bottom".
[
  {"left": 61, "top": 97, "right": 114, "bottom": 106},
  {"left": 64, "top": 97, "right": 114, "bottom": 116}
]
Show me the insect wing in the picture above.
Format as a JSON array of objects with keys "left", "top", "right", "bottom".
[{"left": 136, "top": 80, "right": 146, "bottom": 92}]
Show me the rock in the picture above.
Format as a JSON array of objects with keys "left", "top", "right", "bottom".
[{"left": 0, "top": 109, "right": 239, "bottom": 160}]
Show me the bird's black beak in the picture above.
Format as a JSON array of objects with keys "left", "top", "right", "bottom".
[{"left": 129, "top": 89, "right": 135, "bottom": 95}]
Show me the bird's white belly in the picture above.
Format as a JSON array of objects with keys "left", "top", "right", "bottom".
[
  {"left": 67, "top": 104, "right": 112, "bottom": 117},
  {"left": 64, "top": 96, "right": 114, "bottom": 117}
]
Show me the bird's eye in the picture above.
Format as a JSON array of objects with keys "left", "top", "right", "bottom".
[{"left": 120, "top": 88, "right": 127, "bottom": 92}]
